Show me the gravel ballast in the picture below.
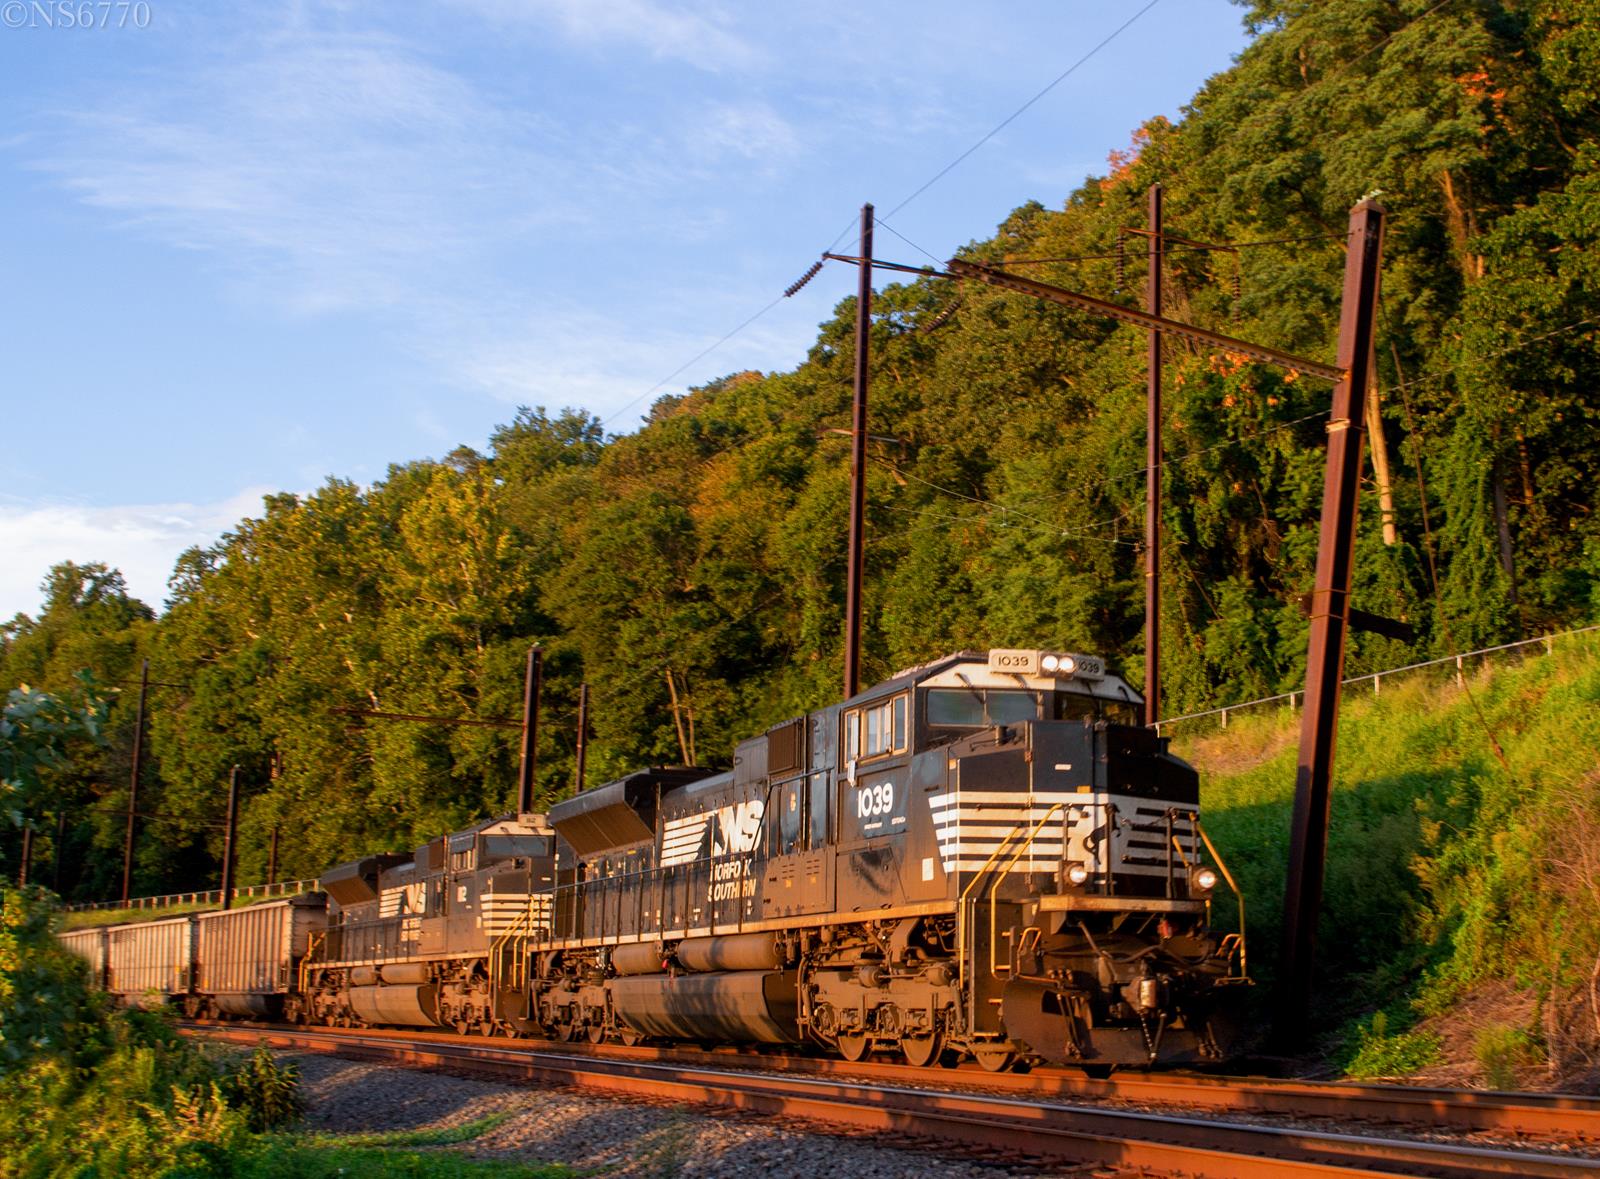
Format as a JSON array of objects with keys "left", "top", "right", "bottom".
[{"left": 281, "top": 1051, "right": 1090, "bottom": 1178}]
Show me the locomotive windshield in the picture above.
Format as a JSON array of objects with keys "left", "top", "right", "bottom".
[
  {"left": 924, "top": 686, "right": 1140, "bottom": 729},
  {"left": 926, "top": 687, "right": 1041, "bottom": 726}
]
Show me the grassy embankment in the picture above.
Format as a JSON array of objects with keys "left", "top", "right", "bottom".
[{"left": 1188, "top": 630, "right": 1600, "bottom": 1086}]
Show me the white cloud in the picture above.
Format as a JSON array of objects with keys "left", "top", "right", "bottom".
[
  {"left": 448, "top": 0, "right": 761, "bottom": 72},
  {"left": 446, "top": 302, "right": 805, "bottom": 425},
  {"left": 30, "top": 30, "right": 586, "bottom": 315},
  {"left": 692, "top": 102, "right": 801, "bottom": 166},
  {"left": 0, "top": 488, "right": 274, "bottom": 619}
]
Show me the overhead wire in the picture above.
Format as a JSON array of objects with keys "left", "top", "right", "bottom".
[
  {"left": 600, "top": 294, "right": 787, "bottom": 428},
  {"left": 881, "top": 0, "right": 1164, "bottom": 222},
  {"left": 611, "top": 4, "right": 1167, "bottom": 421}
]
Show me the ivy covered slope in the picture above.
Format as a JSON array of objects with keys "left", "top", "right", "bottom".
[
  {"left": 1189, "top": 632, "right": 1600, "bottom": 1085},
  {"left": 1, "top": 0, "right": 1597, "bottom": 935}
]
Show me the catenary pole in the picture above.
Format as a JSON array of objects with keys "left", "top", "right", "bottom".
[
  {"left": 1277, "top": 199, "right": 1386, "bottom": 1042},
  {"left": 1145, "top": 183, "right": 1163, "bottom": 727},
  {"left": 517, "top": 646, "right": 542, "bottom": 816},
  {"left": 844, "top": 203, "right": 873, "bottom": 701},
  {"left": 575, "top": 682, "right": 590, "bottom": 792},
  {"left": 121, "top": 658, "right": 149, "bottom": 903},
  {"left": 220, "top": 765, "right": 240, "bottom": 910}
]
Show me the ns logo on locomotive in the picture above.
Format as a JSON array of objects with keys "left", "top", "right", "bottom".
[{"left": 61, "top": 649, "right": 1248, "bottom": 1071}]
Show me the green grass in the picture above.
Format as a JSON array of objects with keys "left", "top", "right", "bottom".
[
  {"left": 236, "top": 1140, "right": 569, "bottom": 1178},
  {"left": 1182, "top": 632, "right": 1600, "bottom": 1070},
  {"left": 330, "top": 1112, "right": 517, "bottom": 1148},
  {"left": 242, "top": 1114, "right": 570, "bottom": 1179}
]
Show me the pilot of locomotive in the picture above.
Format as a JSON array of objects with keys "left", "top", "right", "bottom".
[{"left": 520, "top": 649, "right": 1245, "bottom": 1069}]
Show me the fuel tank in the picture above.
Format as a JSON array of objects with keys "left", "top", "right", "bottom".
[
  {"left": 347, "top": 983, "right": 440, "bottom": 1027},
  {"left": 609, "top": 970, "right": 798, "bottom": 1043}
]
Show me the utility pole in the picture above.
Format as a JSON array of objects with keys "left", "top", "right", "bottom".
[
  {"left": 267, "top": 825, "right": 279, "bottom": 884},
  {"left": 575, "top": 682, "right": 590, "bottom": 792},
  {"left": 517, "top": 646, "right": 542, "bottom": 816},
  {"left": 1145, "top": 183, "right": 1164, "bottom": 727},
  {"left": 220, "top": 765, "right": 240, "bottom": 910},
  {"left": 1277, "top": 199, "right": 1386, "bottom": 1042},
  {"left": 54, "top": 811, "right": 66, "bottom": 892},
  {"left": 843, "top": 202, "right": 873, "bottom": 701},
  {"left": 18, "top": 825, "right": 31, "bottom": 886},
  {"left": 121, "top": 658, "right": 149, "bottom": 903}
]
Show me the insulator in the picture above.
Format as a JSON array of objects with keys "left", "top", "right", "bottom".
[
  {"left": 785, "top": 260, "right": 824, "bottom": 298},
  {"left": 1115, "top": 236, "right": 1126, "bottom": 294},
  {"left": 1232, "top": 265, "right": 1243, "bottom": 323},
  {"left": 920, "top": 298, "right": 962, "bottom": 334}
]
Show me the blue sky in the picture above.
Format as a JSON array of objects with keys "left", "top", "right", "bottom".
[{"left": 0, "top": 0, "right": 1252, "bottom": 619}]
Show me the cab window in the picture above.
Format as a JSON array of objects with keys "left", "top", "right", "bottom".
[
  {"left": 840, "top": 694, "right": 908, "bottom": 764},
  {"left": 926, "top": 687, "right": 1041, "bottom": 727},
  {"left": 1052, "top": 692, "right": 1140, "bottom": 725}
]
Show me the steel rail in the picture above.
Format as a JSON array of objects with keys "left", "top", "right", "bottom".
[
  {"left": 185, "top": 1024, "right": 1600, "bottom": 1178},
  {"left": 182, "top": 1019, "right": 1600, "bottom": 1141}
]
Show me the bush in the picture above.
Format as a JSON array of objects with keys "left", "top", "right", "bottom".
[
  {"left": 222, "top": 1046, "right": 307, "bottom": 1132},
  {"left": 1476, "top": 1024, "right": 1538, "bottom": 1091},
  {"left": 1342, "top": 1011, "right": 1442, "bottom": 1079}
]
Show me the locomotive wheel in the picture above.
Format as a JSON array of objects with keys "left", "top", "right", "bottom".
[
  {"left": 619, "top": 1028, "right": 644, "bottom": 1047},
  {"left": 556, "top": 1020, "right": 579, "bottom": 1042},
  {"left": 836, "top": 1032, "right": 872, "bottom": 1062},
  {"left": 900, "top": 1032, "right": 943, "bottom": 1069},
  {"left": 974, "top": 1046, "right": 1018, "bottom": 1073},
  {"left": 586, "top": 1022, "right": 606, "bottom": 1045}
]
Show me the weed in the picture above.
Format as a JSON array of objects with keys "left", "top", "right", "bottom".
[{"left": 1475, "top": 1025, "right": 1537, "bottom": 1090}]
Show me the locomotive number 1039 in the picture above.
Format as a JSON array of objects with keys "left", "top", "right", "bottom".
[{"left": 857, "top": 781, "right": 895, "bottom": 818}]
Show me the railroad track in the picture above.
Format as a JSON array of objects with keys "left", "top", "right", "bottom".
[{"left": 186, "top": 1022, "right": 1600, "bottom": 1178}]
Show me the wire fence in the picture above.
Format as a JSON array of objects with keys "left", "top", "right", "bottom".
[
  {"left": 1154, "top": 622, "right": 1600, "bottom": 736},
  {"left": 64, "top": 877, "right": 321, "bottom": 914}
]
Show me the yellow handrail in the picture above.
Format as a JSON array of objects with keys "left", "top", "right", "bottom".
[
  {"left": 1194, "top": 818, "right": 1248, "bottom": 980},
  {"left": 986, "top": 803, "right": 1066, "bottom": 979},
  {"left": 297, "top": 930, "right": 326, "bottom": 998}
]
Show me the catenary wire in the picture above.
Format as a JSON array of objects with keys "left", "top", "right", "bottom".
[
  {"left": 614, "top": 5, "right": 1163, "bottom": 426},
  {"left": 600, "top": 294, "right": 787, "bottom": 428},
  {"left": 882, "top": 0, "right": 1163, "bottom": 222}
]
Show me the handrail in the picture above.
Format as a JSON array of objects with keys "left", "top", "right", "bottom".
[
  {"left": 1195, "top": 817, "right": 1248, "bottom": 981},
  {"left": 957, "top": 800, "right": 1068, "bottom": 1034},
  {"left": 986, "top": 803, "right": 1067, "bottom": 981},
  {"left": 298, "top": 930, "right": 326, "bottom": 998}
]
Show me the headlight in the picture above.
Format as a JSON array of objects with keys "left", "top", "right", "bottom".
[
  {"left": 1192, "top": 867, "right": 1219, "bottom": 893},
  {"left": 1065, "top": 863, "right": 1090, "bottom": 886},
  {"left": 1040, "top": 652, "right": 1077, "bottom": 676}
]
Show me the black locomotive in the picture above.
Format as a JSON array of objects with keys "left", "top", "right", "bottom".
[{"left": 62, "top": 648, "right": 1248, "bottom": 1070}]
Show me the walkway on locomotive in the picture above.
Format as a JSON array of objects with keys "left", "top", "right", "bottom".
[{"left": 539, "top": 649, "right": 1206, "bottom": 949}]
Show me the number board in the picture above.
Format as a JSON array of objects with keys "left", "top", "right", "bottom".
[
  {"left": 851, "top": 776, "right": 907, "bottom": 838},
  {"left": 988, "top": 649, "right": 1039, "bottom": 675}
]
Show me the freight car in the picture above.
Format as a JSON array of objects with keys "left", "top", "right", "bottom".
[
  {"left": 109, "top": 914, "right": 197, "bottom": 1008},
  {"left": 498, "top": 648, "right": 1247, "bottom": 1069},
  {"left": 57, "top": 647, "right": 1246, "bottom": 1072},
  {"left": 58, "top": 925, "right": 108, "bottom": 988}
]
